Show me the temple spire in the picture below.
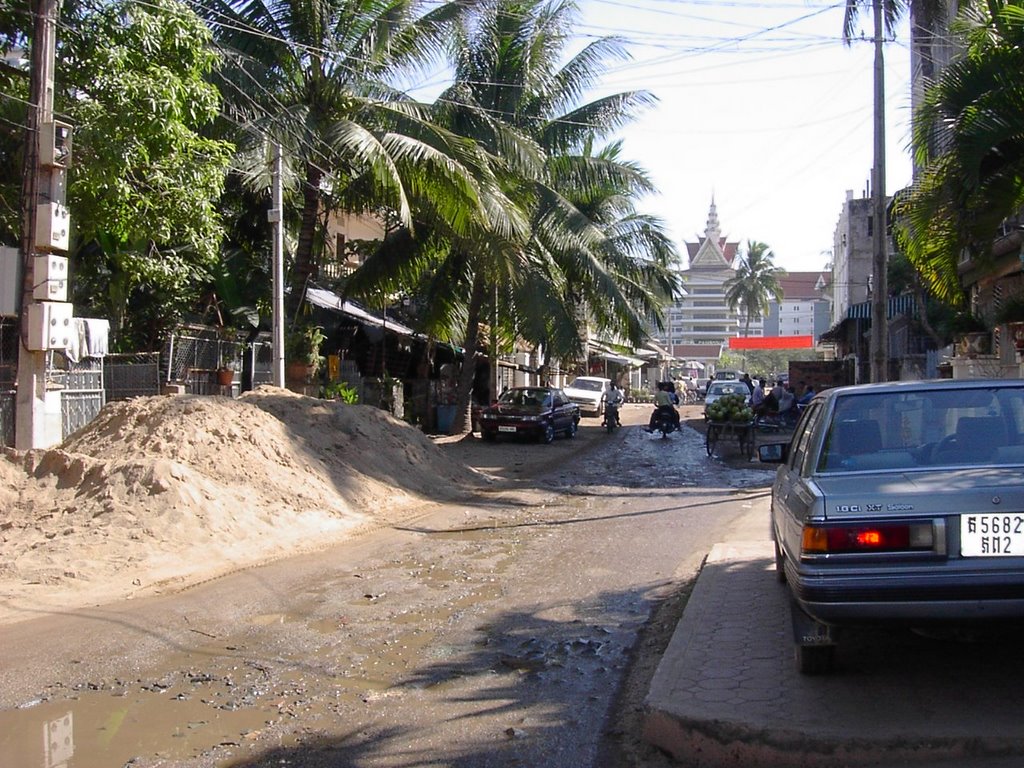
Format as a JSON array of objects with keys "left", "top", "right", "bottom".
[{"left": 704, "top": 196, "right": 721, "bottom": 243}]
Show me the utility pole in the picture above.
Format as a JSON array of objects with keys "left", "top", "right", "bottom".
[
  {"left": 869, "top": 0, "right": 889, "bottom": 383},
  {"left": 16, "top": 0, "right": 72, "bottom": 449},
  {"left": 269, "top": 142, "right": 284, "bottom": 387}
]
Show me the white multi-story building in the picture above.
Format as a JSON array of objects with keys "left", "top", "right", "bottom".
[
  {"left": 763, "top": 273, "right": 832, "bottom": 341},
  {"left": 654, "top": 200, "right": 743, "bottom": 372}
]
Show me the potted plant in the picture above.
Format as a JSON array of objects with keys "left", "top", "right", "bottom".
[
  {"left": 996, "top": 294, "right": 1024, "bottom": 352},
  {"left": 285, "top": 324, "right": 326, "bottom": 382},
  {"left": 946, "top": 311, "right": 991, "bottom": 358},
  {"left": 217, "top": 331, "right": 239, "bottom": 385},
  {"left": 216, "top": 363, "right": 236, "bottom": 386}
]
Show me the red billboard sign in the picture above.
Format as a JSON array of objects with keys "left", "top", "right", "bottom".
[{"left": 728, "top": 335, "right": 814, "bottom": 350}]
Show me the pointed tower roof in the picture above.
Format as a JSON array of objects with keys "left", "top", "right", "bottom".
[
  {"left": 687, "top": 197, "right": 738, "bottom": 269},
  {"left": 704, "top": 195, "right": 721, "bottom": 243}
]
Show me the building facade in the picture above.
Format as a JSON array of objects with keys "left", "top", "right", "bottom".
[
  {"left": 654, "top": 200, "right": 743, "bottom": 372},
  {"left": 763, "top": 272, "right": 832, "bottom": 341},
  {"left": 831, "top": 190, "right": 886, "bottom": 326}
]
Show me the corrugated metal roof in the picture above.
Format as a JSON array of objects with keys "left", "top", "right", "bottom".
[{"left": 306, "top": 287, "right": 417, "bottom": 336}]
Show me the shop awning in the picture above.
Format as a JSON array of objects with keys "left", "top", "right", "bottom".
[
  {"left": 306, "top": 287, "right": 416, "bottom": 337},
  {"left": 597, "top": 351, "right": 646, "bottom": 366}
]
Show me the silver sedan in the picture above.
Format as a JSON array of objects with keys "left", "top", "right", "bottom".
[{"left": 760, "top": 378, "right": 1024, "bottom": 673}]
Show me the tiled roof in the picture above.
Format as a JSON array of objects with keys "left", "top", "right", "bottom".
[
  {"left": 777, "top": 271, "right": 830, "bottom": 299},
  {"left": 685, "top": 237, "right": 740, "bottom": 266}
]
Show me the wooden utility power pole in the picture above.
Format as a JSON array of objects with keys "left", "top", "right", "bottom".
[{"left": 869, "top": 0, "right": 889, "bottom": 383}]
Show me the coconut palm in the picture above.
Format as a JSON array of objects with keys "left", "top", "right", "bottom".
[
  {"left": 896, "top": 0, "right": 1024, "bottom": 304},
  {"left": 192, "top": 0, "right": 494, "bottom": 314},
  {"left": 349, "top": 0, "right": 678, "bottom": 433},
  {"left": 724, "top": 241, "right": 785, "bottom": 336}
]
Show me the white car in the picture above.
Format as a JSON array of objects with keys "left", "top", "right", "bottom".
[
  {"left": 562, "top": 376, "right": 611, "bottom": 416},
  {"left": 704, "top": 380, "right": 751, "bottom": 408}
]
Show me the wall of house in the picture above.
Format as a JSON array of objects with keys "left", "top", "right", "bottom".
[{"left": 832, "top": 193, "right": 879, "bottom": 325}]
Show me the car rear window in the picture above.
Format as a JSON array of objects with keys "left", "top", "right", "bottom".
[
  {"left": 568, "top": 379, "right": 604, "bottom": 391},
  {"left": 709, "top": 383, "right": 746, "bottom": 397},
  {"left": 816, "top": 385, "right": 1024, "bottom": 473}
]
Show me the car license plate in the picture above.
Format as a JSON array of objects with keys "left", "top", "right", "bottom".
[
  {"left": 498, "top": 425, "right": 517, "bottom": 433},
  {"left": 961, "top": 513, "right": 1024, "bottom": 556}
]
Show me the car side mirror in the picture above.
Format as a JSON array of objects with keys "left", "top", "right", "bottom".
[{"left": 758, "top": 443, "right": 788, "bottom": 463}]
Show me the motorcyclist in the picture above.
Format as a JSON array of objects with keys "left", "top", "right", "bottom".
[
  {"left": 603, "top": 382, "right": 625, "bottom": 427},
  {"left": 647, "top": 382, "right": 680, "bottom": 432}
]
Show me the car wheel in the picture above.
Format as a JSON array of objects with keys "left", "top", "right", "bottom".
[
  {"left": 565, "top": 420, "right": 577, "bottom": 439},
  {"left": 773, "top": 538, "right": 786, "bottom": 583},
  {"left": 795, "top": 644, "right": 834, "bottom": 675},
  {"left": 482, "top": 429, "right": 496, "bottom": 442},
  {"left": 541, "top": 422, "right": 555, "bottom": 444}
]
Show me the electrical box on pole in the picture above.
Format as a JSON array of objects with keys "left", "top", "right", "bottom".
[
  {"left": 39, "top": 120, "right": 72, "bottom": 168},
  {"left": 35, "top": 202, "right": 70, "bottom": 251},
  {"left": 26, "top": 300, "right": 73, "bottom": 350},
  {"left": 32, "top": 254, "right": 68, "bottom": 301},
  {"left": 0, "top": 247, "right": 19, "bottom": 316}
]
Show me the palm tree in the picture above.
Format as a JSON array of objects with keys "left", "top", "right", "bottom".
[
  {"left": 194, "top": 0, "right": 491, "bottom": 315},
  {"left": 350, "top": 0, "right": 677, "bottom": 433},
  {"left": 897, "top": 0, "right": 1024, "bottom": 304},
  {"left": 724, "top": 241, "right": 784, "bottom": 337}
]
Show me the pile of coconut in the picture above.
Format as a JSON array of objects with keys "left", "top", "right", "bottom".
[{"left": 0, "top": 386, "right": 482, "bottom": 622}]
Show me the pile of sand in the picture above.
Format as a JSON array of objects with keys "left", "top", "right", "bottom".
[{"left": 0, "top": 386, "right": 481, "bottom": 622}]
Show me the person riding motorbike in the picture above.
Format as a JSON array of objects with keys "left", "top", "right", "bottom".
[
  {"left": 647, "top": 382, "right": 680, "bottom": 432},
  {"left": 603, "top": 383, "right": 625, "bottom": 428}
]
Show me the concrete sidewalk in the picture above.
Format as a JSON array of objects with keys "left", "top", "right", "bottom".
[{"left": 643, "top": 509, "right": 1024, "bottom": 767}]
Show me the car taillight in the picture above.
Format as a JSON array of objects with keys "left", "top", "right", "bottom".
[{"left": 801, "top": 522, "right": 934, "bottom": 555}]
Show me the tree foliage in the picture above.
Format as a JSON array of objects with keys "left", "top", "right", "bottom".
[
  {"left": 724, "top": 240, "right": 785, "bottom": 335},
  {"left": 895, "top": 0, "right": 1024, "bottom": 304},
  {"left": 0, "top": 0, "right": 233, "bottom": 348}
]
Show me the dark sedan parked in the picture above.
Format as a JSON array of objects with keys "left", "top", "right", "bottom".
[
  {"left": 478, "top": 386, "right": 580, "bottom": 444},
  {"left": 760, "top": 378, "right": 1024, "bottom": 674}
]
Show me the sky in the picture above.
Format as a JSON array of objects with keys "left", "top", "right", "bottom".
[{"left": 573, "top": 0, "right": 915, "bottom": 274}]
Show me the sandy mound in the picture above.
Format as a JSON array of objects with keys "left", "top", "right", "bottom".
[{"left": 0, "top": 386, "right": 481, "bottom": 623}]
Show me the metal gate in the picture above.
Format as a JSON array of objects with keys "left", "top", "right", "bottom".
[{"left": 56, "top": 358, "right": 105, "bottom": 439}]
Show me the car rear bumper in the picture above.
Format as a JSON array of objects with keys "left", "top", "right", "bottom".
[{"left": 788, "top": 565, "right": 1024, "bottom": 624}]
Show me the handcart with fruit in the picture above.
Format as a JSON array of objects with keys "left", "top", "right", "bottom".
[{"left": 703, "top": 392, "right": 755, "bottom": 460}]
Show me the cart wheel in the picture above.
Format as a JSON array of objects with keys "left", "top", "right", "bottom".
[{"left": 705, "top": 425, "right": 717, "bottom": 456}]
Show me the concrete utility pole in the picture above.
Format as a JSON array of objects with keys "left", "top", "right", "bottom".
[
  {"left": 869, "top": 0, "right": 889, "bottom": 383},
  {"left": 16, "top": 0, "right": 70, "bottom": 449},
  {"left": 270, "top": 142, "right": 284, "bottom": 387}
]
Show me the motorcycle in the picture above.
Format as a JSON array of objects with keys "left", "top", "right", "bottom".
[
  {"left": 603, "top": 402, "right": 621, "bottom": 433},
  {"left": 648, "top": 406, "right": 679, "bottom": 438},
  {"left": 754, "top": 407, "right": 800, "bottom": 433}
]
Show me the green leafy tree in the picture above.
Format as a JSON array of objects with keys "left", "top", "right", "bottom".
[
  {"left": 896, "top": 0, "right": 1024, "bottom": 304},
  {"left": 55, "top": 0, "right": 234, "bottom": 348},
  {"left": 724, "top": 240, "right": 784, "bottom": 336}
]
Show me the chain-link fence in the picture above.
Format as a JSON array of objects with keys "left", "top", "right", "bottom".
[{"left": 105, "top": 352, "right": 161, "bottom": 401}]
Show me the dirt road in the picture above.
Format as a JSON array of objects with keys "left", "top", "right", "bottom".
[{"left": 0, "top": 404, "right": 774, "bottom": 768}]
